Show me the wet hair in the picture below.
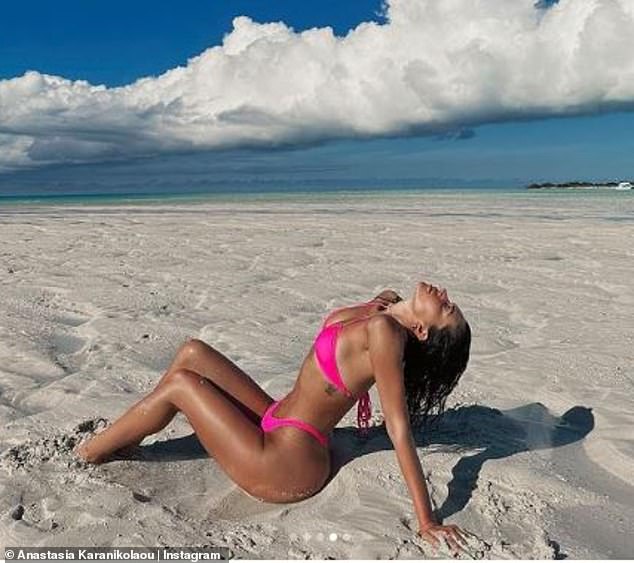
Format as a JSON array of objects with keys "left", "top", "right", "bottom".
[{"left": 402, "top": 317, "right": 471, "bottom": 431}]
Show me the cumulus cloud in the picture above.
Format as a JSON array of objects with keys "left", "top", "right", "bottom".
[{"left": 1, "top": 0, "right": 633, "bottom": 172}]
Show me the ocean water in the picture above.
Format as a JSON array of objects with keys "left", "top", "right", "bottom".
[
  {"left": 0, "top": 185, "right": 516, "bottom": 206},
  {"left": 0, "top": 186, "right": 632, "bottom": 223},
  {"left": 0, "top": 185, "right": 631, "bottom": 202}
]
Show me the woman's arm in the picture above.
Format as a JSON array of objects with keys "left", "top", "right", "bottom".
[
  {"left": 367, "top": 315, "right": 469, "bottom": 555},
  {"left": 368, "top": 315, "right": 436, "bottom": 527}
]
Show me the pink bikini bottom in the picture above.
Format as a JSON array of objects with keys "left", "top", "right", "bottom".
[{"left": 260, "top": 400, "right": 329, "bottom": 448}]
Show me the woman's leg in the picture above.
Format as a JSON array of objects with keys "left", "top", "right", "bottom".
[
  {"left": 156, "top": 338, "right": 276, "bottom": 422},
  {"left": 75, "top": 378, "right": 179, "bottom": 463},
  {"left": 75, "top": 369, "right": 277, "bottom": 498},
  {"left": 75, "top": 368, "right": 265, "bottom": 461},
  {"left": 75, "top": 338, "right": 276, "bottom": 461}
]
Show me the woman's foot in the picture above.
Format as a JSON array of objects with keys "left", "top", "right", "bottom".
[
  {"left": 73, "top": 438, "right": 143, "bottom": 464},
  {"left": 73, "top": 439, "right": 105, "bottom": 464}
]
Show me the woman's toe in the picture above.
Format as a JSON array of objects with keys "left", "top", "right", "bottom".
[{"left": 74, "top": 441, "right": 102, "bottom": 464}]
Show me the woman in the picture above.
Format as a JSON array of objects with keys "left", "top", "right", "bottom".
[{"left": 74, "top": 280, "right": 472, "bottom": 553}]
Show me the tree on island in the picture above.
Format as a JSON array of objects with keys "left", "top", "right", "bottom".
[{"left": 526, "top": 180, "right": 633, "bottom": 189}]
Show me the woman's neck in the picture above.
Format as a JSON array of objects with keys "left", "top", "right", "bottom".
[{"left": 384, "top": 299, "right": 414, "bottom": 329}]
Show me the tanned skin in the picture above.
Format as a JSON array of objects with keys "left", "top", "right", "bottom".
[{"left": 74, "top": 283, "right": 470, "bottom": 555}]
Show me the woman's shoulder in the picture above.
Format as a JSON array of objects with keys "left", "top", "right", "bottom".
[
  {"left": 366, "top": 313, "right": 407, "bottom": 345},
  {"left": 366, "top": 314, "right": 407, "bottom": 371}
]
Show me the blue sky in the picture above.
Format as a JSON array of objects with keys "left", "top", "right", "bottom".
[
  {"left": 0, "top": 0, "right": 632, "bottom": 195},
  {"left": 1, "top": 1, "right": 388, "bottom": 87}
]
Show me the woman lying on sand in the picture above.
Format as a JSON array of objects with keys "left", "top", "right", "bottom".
[{"left": 74, "top": 280, "right": 472, "bottom": 554}]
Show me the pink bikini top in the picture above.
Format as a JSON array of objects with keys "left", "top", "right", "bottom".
[{"left": 313, "top": 301, "right": 376, "bottom": 436}]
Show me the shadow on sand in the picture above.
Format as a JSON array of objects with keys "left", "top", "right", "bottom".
[{"left": 331, "top": 402, "right": 594, "bottom": 520}]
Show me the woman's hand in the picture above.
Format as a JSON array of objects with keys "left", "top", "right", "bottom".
[
  {"left": 417, "top": 521, "right": 471, "bottom": 557},
  {"left": 372, "top": 289, "right": 402, "bottom": 305}
]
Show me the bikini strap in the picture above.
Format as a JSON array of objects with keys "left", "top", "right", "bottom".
[
  {"left": 356, "top": 391, "right": 372, "bottom": 437},
  {"left": 323, "top": 300, "right": 374, "bottom": 321}
]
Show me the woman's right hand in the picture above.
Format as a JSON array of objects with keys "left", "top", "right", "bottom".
[{"left": 417, "top": 522, "right": 471, "bottom": 557}]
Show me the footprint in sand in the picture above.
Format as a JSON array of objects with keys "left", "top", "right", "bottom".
[{"left": 0, "top": 417, "right": 110, "bottom": 472}]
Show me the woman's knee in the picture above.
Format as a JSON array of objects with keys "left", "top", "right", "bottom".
[
  {"left": 177, "top": 338, "right": 209, "bottom": 361},
  {"left": 162, "top": 367, "right": 206, "bottom": 391},
  {"left": 160, "top": 368, "right": 215, "bottom": 408}
]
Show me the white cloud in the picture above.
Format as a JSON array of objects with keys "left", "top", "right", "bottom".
[{"left": 1, "top": 0, "right": 633, "bottom": 172}]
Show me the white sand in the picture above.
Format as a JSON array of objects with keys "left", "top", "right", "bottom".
[{"left": 0, "top": 190, "right": 632, "bottom": 559}]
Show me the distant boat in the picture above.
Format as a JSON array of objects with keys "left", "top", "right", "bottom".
[{"left": 616, "top": 182, "right": 633, "bottom": 190}]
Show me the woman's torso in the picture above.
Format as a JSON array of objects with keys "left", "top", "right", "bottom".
[{"left": 272, "top": 299, "right": 394, "bottom": 446}]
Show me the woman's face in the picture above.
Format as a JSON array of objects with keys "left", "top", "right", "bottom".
[{"left": 412, "top": 281, "right": 463, "bottom": 335}]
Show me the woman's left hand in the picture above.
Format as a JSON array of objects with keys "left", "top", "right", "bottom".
[{"left": 417, "top": 522, "right": 471, "bottom": 557}]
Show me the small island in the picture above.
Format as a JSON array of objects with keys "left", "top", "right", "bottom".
[{"left": 526, "top": 180, "right": 633, "bottom": 190}]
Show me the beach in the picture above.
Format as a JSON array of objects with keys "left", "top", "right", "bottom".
[{"left": 0, "top": 188, "right": 632, "bottom": 559}]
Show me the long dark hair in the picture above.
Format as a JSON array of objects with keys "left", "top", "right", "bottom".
[{"left": 403, "top": 318, "right": 471, "bottom": 430}]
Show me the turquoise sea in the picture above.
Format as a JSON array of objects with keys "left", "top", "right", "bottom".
[
  {"left": 0, "top": 187, "right": 632, "bottom": 226},
  {"left": 0, "top": 185, "right": 632, "bottom": 208}
]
